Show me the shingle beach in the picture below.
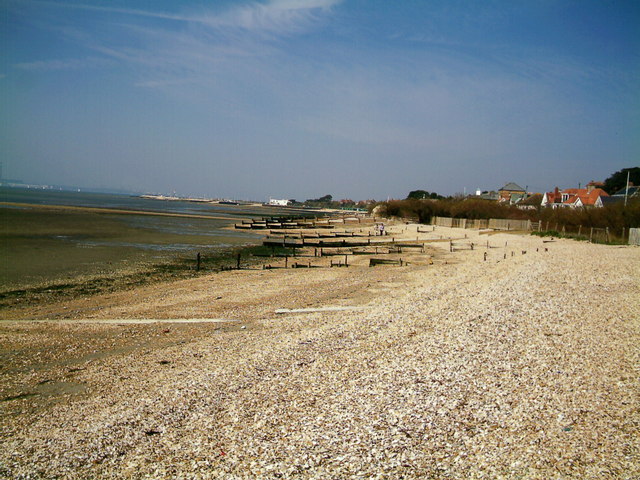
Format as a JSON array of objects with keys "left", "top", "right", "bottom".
[{"left": 1, "top": 225, "right": 638, "bottom": 479}]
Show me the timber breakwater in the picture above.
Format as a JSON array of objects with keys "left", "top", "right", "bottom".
[{"left": 233, "top": 215, "right": 452, "bottom": 269}]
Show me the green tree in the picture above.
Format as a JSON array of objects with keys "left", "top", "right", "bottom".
[
  {"left": 603, "top": 167, "right": 640, "bottom": 194},
  {"left": 407, "top": 190, "right": 443, "bottom": 200},
  {"left": 407, "top": 190, "right": 429, "bottom": 199}
]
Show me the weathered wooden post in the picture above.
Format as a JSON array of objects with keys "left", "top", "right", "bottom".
[
  {"left": 236, "top": 253, "right": 241, "bottom": 270},
  {"left": 450, "top": 240, "right": 453, "bottom": 252},
  {"left": 484, "top": 252, "right": 487, "bottom": 261},
  {"left": 345, "top": 255, "right": 348, "bottom": 267},
  {"left": 578, "top": 225, "right": 582, "bottom": 236},
  {"left": 590, "top": 227, "right": 593, "bottom": 243},
  {"left": 196, "top": 252, "right": 201, "bottom": 271},
  {"left": 285, "top": 255, "right": 288, "bottom": 268},
  {"left": 606, "top": 227, "right": 610, "bottom": 243}
]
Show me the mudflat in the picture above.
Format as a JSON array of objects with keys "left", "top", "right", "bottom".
[
  {"left": 0, "top": 225, "right": 638, "bottom": 479},
  {"left": 0, "top": 204, "right": 263, "bottom": 302}
]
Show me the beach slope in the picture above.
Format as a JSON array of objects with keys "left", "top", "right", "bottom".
[{"left": 1, "top": 226, "right": 638, "bottom": 478}]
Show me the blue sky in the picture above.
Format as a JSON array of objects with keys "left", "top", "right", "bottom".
[{"left": 1, "top": 0, "right": 639, "bottom": 200}]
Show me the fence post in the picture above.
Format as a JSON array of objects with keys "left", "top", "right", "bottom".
[
  {"left": 590, "top": 227, "right": 593, "bottom": 243},
  {"left": 606, "top": 227, "right": 610, "bottom": 243}
]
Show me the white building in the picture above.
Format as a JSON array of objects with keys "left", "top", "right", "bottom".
[{"left": 267, "top": 198, "right": 289, "bottom": 206}]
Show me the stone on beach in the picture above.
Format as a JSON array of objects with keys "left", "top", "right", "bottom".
[{"left": 0, "top": 225, "right": 638, "bottom": 479}]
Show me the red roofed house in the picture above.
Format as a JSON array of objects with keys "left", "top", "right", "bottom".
[
  {"left": 541, "top": 181, "right": 609, "bottom": 208},
  {"left": 541, "top": 187, "right": 562, "bottom": 207}
]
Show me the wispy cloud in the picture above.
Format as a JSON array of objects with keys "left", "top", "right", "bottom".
[
  {"left": 21, "top": 1, "right": 194, "bottom": 22},
  {"left": 14, "top": 57, "right": 115, "bottom": 72},
  {"left": 21, "top": 0, "right": 342, "bottom": 89},
  {"left": 196, "top": 0, "right": 340, "bottom": 34},
  {"left": 30, "top": 0, "right": 341, "bottom": 35}
]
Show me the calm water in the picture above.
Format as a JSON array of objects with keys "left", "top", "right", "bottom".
[
  {"left": 0, "top": 186, "right": 312, "bottom": 241},
  {"left": 1, "top": 187, "right": 292, "bottom": 218},
  {"left": 0, "top": 187, "right": 307, "bottom": 290}
]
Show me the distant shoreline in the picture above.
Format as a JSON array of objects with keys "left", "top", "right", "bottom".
[{"left": 0, "top": 201, "right": 249, "bottom": 221}]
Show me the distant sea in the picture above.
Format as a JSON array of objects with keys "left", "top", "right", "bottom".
[
  {"left": 1, "top": 186, "right": 280, "bottom": 218},
  {"left": 0, "top": 186, "right": 300, "bottom": 291}
]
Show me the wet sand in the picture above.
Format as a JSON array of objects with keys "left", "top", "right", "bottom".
[
  {"left": 0, "top": 225, "right": 638, "bottom": 478},
  {"left": 0, "top": 204, "right": 264, "bottom": 299}
]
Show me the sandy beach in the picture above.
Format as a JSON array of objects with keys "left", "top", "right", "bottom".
[{"left": 1, "top": 224, "right": 638, "bottom": 479}]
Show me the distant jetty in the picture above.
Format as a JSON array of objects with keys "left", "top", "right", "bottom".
[{"left": 139, "top": 194, "right": 259, "bottom": 205}]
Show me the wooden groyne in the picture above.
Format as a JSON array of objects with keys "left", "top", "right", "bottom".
[{"left": 234, "top": 214, "right": 375, "bottom": 231}]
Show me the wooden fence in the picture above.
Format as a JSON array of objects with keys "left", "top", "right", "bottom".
[
  {"left": 432, "top": 216, "right": 637, "bottom": 244},
  {"left": 432, "top": 217, "right": 532, "bottom": 231}
]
